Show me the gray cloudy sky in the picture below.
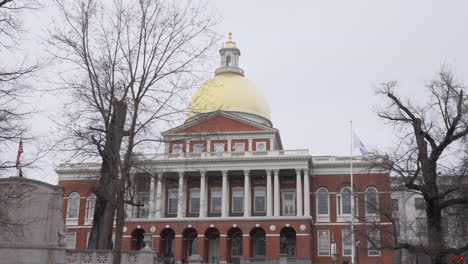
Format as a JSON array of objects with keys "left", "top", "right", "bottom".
[{"left": 11, "top": 0, "right": 468, "bottom": 183}]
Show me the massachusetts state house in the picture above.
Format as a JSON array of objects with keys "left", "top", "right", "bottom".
[{"left": 57, "top": 34, "right": 393, "bottom": 264}]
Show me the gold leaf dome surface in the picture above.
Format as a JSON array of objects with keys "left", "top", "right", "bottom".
[{"left": 189, "top": 72, "right": 271, "bottom": 120}]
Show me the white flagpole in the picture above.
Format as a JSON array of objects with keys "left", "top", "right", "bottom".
[{"left": 350, "top": 121, "right": 356, "bottom": 264}]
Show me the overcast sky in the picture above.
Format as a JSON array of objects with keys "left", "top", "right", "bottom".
[{"left": 9, "top": 0, "right": 468, "bottom": 183}]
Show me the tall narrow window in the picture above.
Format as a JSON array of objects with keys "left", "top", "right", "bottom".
[
  {"left": 232, "top": 189, "right": 244, "bottom": 213},
  {"left": 67, "top": 192, "right": 80, "bottom": 223},
  {"left": 366, "top": 187, "right": 379, "bottom": 214},
  {"left": 341, "top": 188, "right": 352, "bottom": 215},
  {"left": 168, "top": 190, "right": 178, "bottom": 214},
  {"left": 187, "top": 231, "right": 198, "bottom": 256},
  {"left": 85, "top": 193, "right": 96, "bottom": 222},
  {"left": 65, "top": 232, "right": 76, "bottom": 249},
  {"left": 317, "top": 188, "right": 329, "bottom": 215},
  {"left": 318, "top": 230, "right": 330, "bottom": 256},
  {"left": 342, "top": 229, "right": 352, "bottom": 256},
  {"left": 231, "top": 231, "right": 243, "bottom": 257},
  {"left": 367, "top": 230, "right": 381, "bottom": 256},
  {"left": 254, "top": 189, "right": 266, "bottom": 213},
  {"left": 190, "top": 190, "right": 200, "bottom": 213},
  {"left": 392, "top": 199, "right": 399, "bottom": 212},
  {"left": 416, "top": 218, "right": 426, "bottom": 235},
  {"left": 282, "top": 191, "right": 295, "bottom": 216},
  {"left": 211, "top": 189, "right": 222, "bottom": 213},
  {"left": 253, "top": 229, "right": 266, "bottom": 257}
]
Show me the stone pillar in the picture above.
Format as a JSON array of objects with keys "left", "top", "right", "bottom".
[
  {"left": 266, "top": 170, "right": 273, "bottom": 216},
  {"left": 149, "top": 175, "right": 156, "bottom": 218},
  {"left": 303, "top": 169, "right": 311, "bottom": 217},
  {"left": 155, "top": 173, "right": 163, "bottom": 218},
  {"left": 244, "top": 170, "right": 251, "bottom": 217},
  {"left": 248, "top": 138, "right": 253, "bottom": 151},
  {"left": 296, "top": 169, "right": 303, "bottom": 216},
  {"left": 186, "top": 140, "right": 190, "bottom": 153},
  {"left": 207, "top": 140, "right": 211, "bottom": 152},
  {"left": 274, "top": 169, "right": 280, "bottom": 216},
  {"left": 177, "top": 171, "right": 185, "bottom": 218},
  {"left": 227, "top": 140, "right": 231, "bottom": 152},
  {"left": 221, "top": 170, "right": 229, "bottom": 217},
  {"left": 200, "top": 170, "right": 207, "bottom": 217}
]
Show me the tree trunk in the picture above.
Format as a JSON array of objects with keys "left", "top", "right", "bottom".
[
  {"left": 113, "top": 182, "right": 126, "bottom": 264},
  {"left": 88, "top": 99, "right": 128, "bottom": 249}
]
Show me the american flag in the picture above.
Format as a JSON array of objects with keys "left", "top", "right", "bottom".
[{"left": 16, "top": 139, "right": 23, "bottom": 169}]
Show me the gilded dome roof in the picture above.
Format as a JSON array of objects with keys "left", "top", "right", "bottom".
[{"left": 189, "top": 72, "right": 271, "bottom": 120}]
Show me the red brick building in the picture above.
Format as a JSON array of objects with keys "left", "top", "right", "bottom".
[{"left": 57, "top": 34, "right": 393, "bottom": 264}]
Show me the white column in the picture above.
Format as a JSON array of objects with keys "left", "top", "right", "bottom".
[
  {"left": 222, "top": 170, "right": 229, "bottom": 217},
  {"left": 149, "top": 174, "right": 156, "bottom": 218},
  {"left": 185, "top": 141, "right": 190, "bottom": 153},
  {"left": 200, "top": 170, "right": 207, "bottom": 217},
  {"left": 248, "top": 139, "right": 253, "bottom": 151},
  {"left": 177, "top": 171, "right": 185, "bottom": 218},
  {"left": 207, "top": 140, "right": 211, "bottom": 152},
  {"left": 227, "top": 140, "right": 231, "bottom": 152},
  {"left": 266, "top": 170, "right": 273, "bottom": 216},
  {"left": 155, "top": 173, "right": 163, "bottom": 218},
  {"left": 296, "top": 169, "right": 303, "bottom": 216},
  {"left": 244, "top": 170, "right": 251, "bottom": 217},
  {"left": 274, "top": 169, "right": 280, "bottom": 216},
  {"left": 303, "top": 169, "right": 310, "bottom": 217}
]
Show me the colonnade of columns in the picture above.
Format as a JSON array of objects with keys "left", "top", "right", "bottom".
[{"left": 145, "top": 169, "right": 311, "bottom": 219}]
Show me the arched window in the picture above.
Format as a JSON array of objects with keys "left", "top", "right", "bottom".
[
  {"left": 86, "top": 193, "right": 96, "bottom": 221},
  {"left": 226, "top": 55, "right": 231, "bottom": 66},
  {"left": 231, "top": 231, "right": 243, "bottom": 257},
  {"left": 341, "top": 188, "right": 351, "bottom": 215},
  {"left": 252, "top": 228, "right": 266, "bottom": 257},
  {"left": 67, "top": 192, "right": 80, "bottom": 220},
  {"left": 317, "top": 188, "right": 329, "bottom": 215},
  {"left": 366, "top": 187, "right": 379, "bottom": 214}
]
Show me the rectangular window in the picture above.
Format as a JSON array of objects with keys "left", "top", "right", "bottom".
[
  {"left": 342, "top": 229, "right": 352, "bottom": 256},
  {"left": 254, "top": 189, "right": 266, "bottom": 213},
  {"left": 136, "top": 192, "right": 150, "bottom": 218},
  {"left": 318, "top": 230, "right": 330, "bottom": 256},
  {"left": 234, "top": 143, "right": 245, "bottom": 152},
  {"left": 190, "top": 190, "right": 200, "bottom": 213},
  {"left": 168, "top": 190, "right": 178, "bottom": 214},
  {"left": 66, "top": 232, "right": 76, "bottom": 249},
  {"left": 392, "top": 199, "right": 399, "bottom": 212},
  {"left": 193, "top": 143, "right": 204, "bottom": 153},
  {"left": 416, "top": 218, "right": 426, "bottom": 235},
  {"left": 394, "top": 218, "right": 400, "bottom": 235},
  {"left": 367, "top": 230, "right": 381, "bottom": 256},
  {"left": 214, "top": 143, "right": 225, "bottom": 152},
  {"left": 415, "top": 198, "right": 425, "bottom": 210},
  {"left": 211, "top": 190, "right": 222, "bottom": 213},
  {"left": 282, "top": 191, "right": 295, "bottom": 216},
  {"left": 232, "top": 189, "right": 244, "bottom": 213}
]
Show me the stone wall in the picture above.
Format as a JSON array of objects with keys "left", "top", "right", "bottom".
[{"left": 0, "top": 177, "right": 66, "bottom": 264}]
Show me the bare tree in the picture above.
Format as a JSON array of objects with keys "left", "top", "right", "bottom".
[
  {"left": 371, "top": 69, "right": 468, "bottom": 263},
  {"left": 0, "top": 0, "right": 40, "bottom": 173},
  {"left": 50, "top": 0, "right": 218, "bottom": 262}
]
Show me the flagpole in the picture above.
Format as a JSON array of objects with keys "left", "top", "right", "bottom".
[{"left": 350, "top": 121, "right": 356, "bottom": 264}]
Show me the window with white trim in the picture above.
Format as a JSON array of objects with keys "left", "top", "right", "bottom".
[
  {"left": 132, "top": 192, "right": 149, "bottom": 218},
  {"left": 211, "top": 189, "right": 222, "bottom": 213},
  {"left": 193, "top": 144, "right": 204, "bottom": 153},
  {"left": 65, "top": 232, "right": 76, "bottom": 249},
  {"left": 256, "top": 142, "right": 266, "bottom": 151},
  {"left": 367, "top": 229, "right": 381, "bottom": 256},
  {"left": 282, "top": 191, "right": 295, "bottom": 216},
  {"left": 214, "top": 143, "right": 225, "bottom": 152},
  {"left": 234, "top": 143, "right": 245, "bottom": 152},
  {"left": 232, "top": 189, "right": 244, "bottom": 213},
  {"left": 67, "top": 192, "right": 80, "bottom": 224},
  {"left": 85, "top": 193, "right": 96, "bottom": 222},
  {"left": 173, "top": 144, "right": 183, "bottom": 153},
  {"left": 342, "top": 229, "right": 352, "bottom": 256},
  {"left": 190, "top": 189, "right": 200, "bottom": 213},
  {"left": 318, "top": 230, "right": 330, "bottom": 256},
  {"left": 167, "top": 189, "right": 178, "bottom": 214},
  {"left": 254, "top": 188, "right": 266, "bottom": 213},
  {"left": 341, "top": 188, "right": 352, "bottom": 215},
  {"left": 317, "top": 188, "right": 329, "bottom": 215},
  {"left": 365, "top": 187, "right": 379, "bottom": 215}
]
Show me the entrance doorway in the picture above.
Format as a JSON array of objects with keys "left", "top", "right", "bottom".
[{"left": 205, "top": 228, "right": 220, "bottom": 264}]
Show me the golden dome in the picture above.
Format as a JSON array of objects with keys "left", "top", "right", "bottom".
[{"left": 189, "top": 73, "right": 271, "bottom": 120}]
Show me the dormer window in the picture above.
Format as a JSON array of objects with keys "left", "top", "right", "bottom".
[
  {"left": 234, "top": 143, "right": 245, "bottom": 152},
  {"left": 173, "top": 144, "right": 183, "bottom": 153}
]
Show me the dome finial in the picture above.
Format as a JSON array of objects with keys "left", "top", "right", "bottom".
[{"left": 225, "top": 32, "right": 236, "bottom": 48}]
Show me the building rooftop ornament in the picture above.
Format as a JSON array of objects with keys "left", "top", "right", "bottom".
[{"left": 225, "top": 32, "right": 236, "bottom": 48}]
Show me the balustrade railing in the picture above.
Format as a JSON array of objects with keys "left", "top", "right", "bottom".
[{"left": 66, "top": 249, "right": 157, "bottom": 264}]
